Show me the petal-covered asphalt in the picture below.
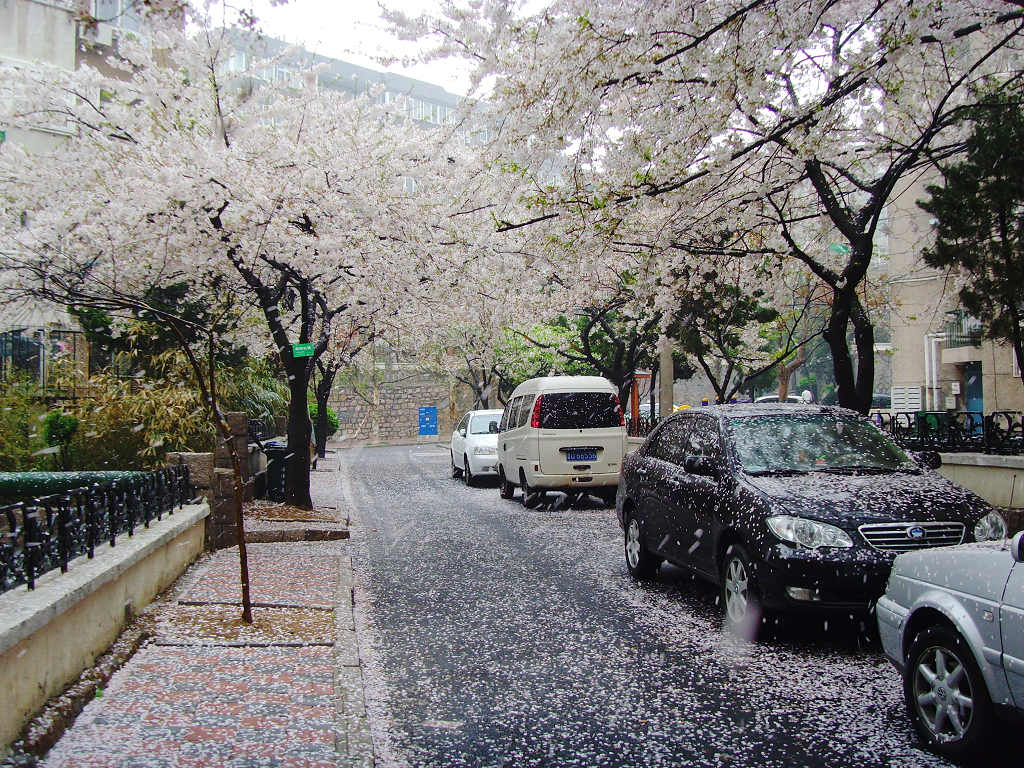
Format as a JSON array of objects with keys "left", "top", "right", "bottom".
[{"left": 344, "top": 444, "right": 962, "bottom": 768}]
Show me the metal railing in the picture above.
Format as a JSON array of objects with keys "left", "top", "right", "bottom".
[
  {"left": 0, "top": 465, "right": 192, "bottom": 594},
  {"left": 943, "top": 311, "right": 983, "bottom": 349},
  {"left": 247, "top": 418, "right": 273, "bottom": 444},
  {"left": 870, "top": 410, "right": 1024, "bottom": 455},
  {"left": 626, "top": 416, "right": 656, "bottom": 438}
]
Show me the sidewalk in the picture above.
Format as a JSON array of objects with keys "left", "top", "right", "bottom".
[{"left": 30, "top": 452, "right": 372, "bottom": 768}]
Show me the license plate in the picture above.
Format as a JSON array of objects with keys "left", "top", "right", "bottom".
[{"left": 566, "top": 449, "right": 597, "bottom": 462}]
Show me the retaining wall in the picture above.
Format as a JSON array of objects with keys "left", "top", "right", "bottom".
[
  {"left": 938, "top": 453, "right": 1024, "bottom": 511},
  {"left": 0, "top": 503, "right": 209, "bottom": 755}
]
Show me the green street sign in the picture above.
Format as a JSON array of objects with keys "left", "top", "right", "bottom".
[
  {"left": 828, "top": 243, "right": 851, "bottom": 255},
  {"left": 292, "top": 342, "right": 314, "bottom": 358}
]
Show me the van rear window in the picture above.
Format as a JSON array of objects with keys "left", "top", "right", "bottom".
[{"left": 540, "top": 392, "right": 621, "bottom": 429}]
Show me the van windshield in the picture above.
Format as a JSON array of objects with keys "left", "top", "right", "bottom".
[{"left": 540, "top": 392, "right": 622, "bottom": 429}]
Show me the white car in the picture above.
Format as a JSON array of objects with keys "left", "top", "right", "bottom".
[
  {"left": 497, "top": 376, "right": 626, "bottom": 507},
  {"left": 450, "top": 409, "right": 503, "bottom": 486},
  {"left": 877, "top": 531, "right": 1024, "bottom": 759}
]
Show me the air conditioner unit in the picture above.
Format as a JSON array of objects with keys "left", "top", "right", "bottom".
[
  {"left": 891, "top": 385, "right": 924, "bottom": 412},
  {"left": 83, "top": 23, "right": 114, "bottom": 48}
]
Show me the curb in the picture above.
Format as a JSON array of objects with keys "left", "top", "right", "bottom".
[{"left": 336, "top": 554, "right": 374, "bottom": 767}]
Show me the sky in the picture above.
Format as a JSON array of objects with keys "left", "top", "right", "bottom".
[{"left": 226, "top": 1, "right": 474, "bottom": 96}]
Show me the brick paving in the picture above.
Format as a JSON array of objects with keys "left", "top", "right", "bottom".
[
  {"left": 43, "top": 645, "right": 340, "bottom": 768},
  {"left": 33, "top": 456, "right": 373, "bottom": 768},
  {"left": 181, "top": 548, "right": 339, "bottom": 608}
]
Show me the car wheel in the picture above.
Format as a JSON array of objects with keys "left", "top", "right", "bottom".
[
  {"left": 498, "top": 467, "right": 515, "bottom": 500},
  {"left": 624, "top": 516, "right": 660, "bottom": 579},
  {"left": 463, "top": 455, "right": 474, "bottom": 487},
  {"left": 520, "top": 471, "right": 545, "bottom": 508},
  {"left": 904, "top": 625, "right": 993, "bottom": 759},
  {"left": 450, "top": 451, "right": 462, "bottom": 479},
  {"left": 720, "top": 543, "right": 763, "bottom": 639}
]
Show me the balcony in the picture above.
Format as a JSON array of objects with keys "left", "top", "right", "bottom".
[{"left": 943, "top": 311, "right": 983, "bottom": 349}]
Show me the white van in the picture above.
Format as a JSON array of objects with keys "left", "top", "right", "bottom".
[{"left": 497, "top": 376, "right": 626, "bottom": 507}]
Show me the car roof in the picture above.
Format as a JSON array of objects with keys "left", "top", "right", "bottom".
[
  {"left": 509, "top": 376, "right": 616, "bottom": 397},
  {"left": 670, "top": 403, "right": 862, "bottom": 420}
]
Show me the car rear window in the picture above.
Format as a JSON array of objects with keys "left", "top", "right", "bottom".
[{"left": 539, "top": 392, "right": 621, "bottom": 429}]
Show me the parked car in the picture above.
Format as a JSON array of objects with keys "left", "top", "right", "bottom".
[
  {"left": 877, "top": 533, "right": 1024, "bottom": 759},
  {"left": 497, "top": 376, "right": 626, "bottom": 507},
  {"left": 754, "top": 394, "right": 803, "bottom": 403},
  {"left": 450, "top": 409, "right": 503, "bottom": 486},
  {"left": 616, "top": 404, "right": 1007, "bottom": 635}
]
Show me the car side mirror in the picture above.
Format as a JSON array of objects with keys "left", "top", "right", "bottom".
[
  {"left": 459, "top": 429, "right": 466, "bottom": 437},
  {"left": 1012, "top": 531, "right": 1024, "bottom": 563},
  {"left": 489, "top": 423, "right": 498, "bottom": 434},
  {"left": 911, "top": 450, "right": 942, "bottom": 470},
  {"left": 683, "top": 455, "right": 717, "bottom": 478}
]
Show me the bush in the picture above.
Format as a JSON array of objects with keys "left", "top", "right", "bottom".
[
  {"left": 0, "top": 374, "right": 50, "bottom": 471},
  {"left": 308, "top": 403, "right": 339, "bottom": 437}
]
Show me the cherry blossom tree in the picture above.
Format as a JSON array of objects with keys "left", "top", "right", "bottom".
[{"left": 387, "top": 0, "right": 1024, "bottom": 413}]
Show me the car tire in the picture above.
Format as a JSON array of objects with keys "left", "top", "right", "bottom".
[
  {"left": 498, "top": 467, "right": 515, "bottom": 500},
  {"left": 624, "top": 516, "right": 660, "bottom": 579},
  {"left": 720, "top": 543, "right": 763, "bottom": 639},
  {"left": 903, "top": 625, "right": 993, "bottom": 759},
  {"left": 450, "top": 451, "right": 462, "bottom": 479},
  {"left": 520, "top": 471, "right": 544, "bottom": 508},
  {"left": 463, "top": 455, "right": 474, "bottom": 487}
]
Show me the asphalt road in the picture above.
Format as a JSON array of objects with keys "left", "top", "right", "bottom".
[{"left": 342, "top": 443, "right": 964, "bottom": 768}]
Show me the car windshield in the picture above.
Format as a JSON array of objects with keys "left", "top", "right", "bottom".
[
  {"left": 470, "top": 414, "right": 500, "bottom": 434},
  {"left": 540, "top": 392, "right": 622, "bottom": 429},
  {"left": 727, "top": 413, "right": 916, "bottom": 474}
]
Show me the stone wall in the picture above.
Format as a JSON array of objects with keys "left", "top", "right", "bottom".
[{"left": 330, "top": 380, "right": 461, "bottom": 442}]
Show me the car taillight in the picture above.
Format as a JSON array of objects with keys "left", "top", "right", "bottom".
[
  {"left": 530, "top": 395, "right": 543, "bottom": 428},
  {"left": 613, "top": 395, "right": 625, "bottom": 427}
]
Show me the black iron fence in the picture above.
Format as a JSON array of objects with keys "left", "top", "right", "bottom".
[
  {"left": 0, "top": 465, "right": 192, "bottom": 594},
  {"left": 247, "top": 418, "right": 273, "bottom": 444},
  {"left": 871, "top": 410, "right": 1024, "bottom": 455},
  {"left": 626, "top": 416, "right": 656, "bottom": 438}
]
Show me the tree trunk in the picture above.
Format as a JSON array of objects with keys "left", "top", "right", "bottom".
[
  {"left": 850, "top": 296, "right": 876, "bottom": 414},
  {"left": 776, "top": 352, "right": 807, "bottom": 402},
  {"left": 218, "top": 413, "right": 253, "bottom": 623},
  {"left": 314, "top": 363, "right": 339, "bottom": 459},
  {"left": 284, "top": 356, "right": 314, "bottom": 509},
  {"left": 824, "top": 287, "right": 874, "bottom": 415}
]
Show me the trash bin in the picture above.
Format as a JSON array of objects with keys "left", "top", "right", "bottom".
[{"left": 264, "top": 440, "right": 288, "bottom": 502}]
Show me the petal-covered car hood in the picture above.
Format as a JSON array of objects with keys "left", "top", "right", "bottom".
[{"left": 741, "top": 470, "right": 986, "bottom": 525}]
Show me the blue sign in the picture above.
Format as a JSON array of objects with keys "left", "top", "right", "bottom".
[{"left": 418, "top": 406, "right": 438, "bottom": 436}]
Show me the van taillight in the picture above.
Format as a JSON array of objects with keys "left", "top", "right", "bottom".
[
  {"left": 530, "top": 395, "right": 543, "bottom": 428},
  {"left": 613, "top": 395, "right": 625, "bottom": 427}
]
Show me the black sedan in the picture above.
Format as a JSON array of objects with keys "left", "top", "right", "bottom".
[{"left": 616, "top": 404, "right": 1007, "bottom": 636}]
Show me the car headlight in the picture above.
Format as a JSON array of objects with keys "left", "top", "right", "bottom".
[
  {"left": 766, "top": 515, "right": 854, "bottom": 550},
  {"left": 472, "top": 445, "right": 496, "bottom": 455},
  {"left": 974, "top": 511, "right": 1007, "bottom": 541}
]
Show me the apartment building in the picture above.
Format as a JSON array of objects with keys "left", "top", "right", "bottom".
[{"left": 886, "top": 172, "right": 1024, "bottom": 415}]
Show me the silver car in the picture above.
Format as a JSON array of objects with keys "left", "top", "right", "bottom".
[{"left": 877, "top": 531, "right": 1024, "bottom": 759}]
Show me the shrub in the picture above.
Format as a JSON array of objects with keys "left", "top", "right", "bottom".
[
  {"left": 43, "top": 411, "right": 79, "bottom": 470},
  {"left": 0, "top": 374, "right": 48, "bottom": 471},
  {"left": 308, "top": 403, "right": 339, "bottom": 437}
]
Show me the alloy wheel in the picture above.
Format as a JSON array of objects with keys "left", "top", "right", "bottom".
[
  {"left": 913, "top": 645, "right": 974, "bottom": 742},
  {"left": 626, "top": 519, "right": 642, "bottom": 569},
  {"left": 724, "top": 558, "right": 750, "bottom": 623}
]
